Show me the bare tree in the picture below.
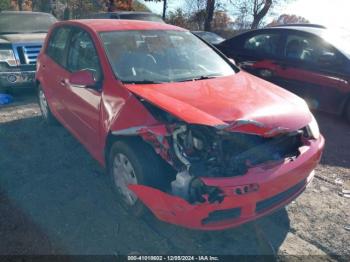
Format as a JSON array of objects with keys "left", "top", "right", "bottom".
[
  {"left": 251, "top": 0, "right": 272, "bottom": 29},
  {"left": 17, "top": 0, "right": 23, "bottom": 10},
  {"left": 204, "top": 0, "right": 215, "bottom": 31},
  {"left": 185, "top": 0, "right": 206, "bottom": 30},
  {"left": 144, "top": 0, "right": 167, "bottom": 20},
  {"left": 230, "top": 0, "right": 287, "bottom": 29},
  {"left": 184, "top": 0, "right": 206, "bottom": 13}
]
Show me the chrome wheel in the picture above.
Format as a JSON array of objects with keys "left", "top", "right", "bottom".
[
  {"left": 39, "top": 89, "right": 49, "bottom": 119},
  {"left": 113, "top": 153, "right": 138, "bottom": 206}
]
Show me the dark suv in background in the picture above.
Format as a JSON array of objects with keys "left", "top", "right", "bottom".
[
  {"left": 88, "top": 11, "right": 164, "bottom": 23},
  {"left": 216, "top": 25, "right": 350, "bottom": 121},
  {"left": 0, "top": 11, "right": 57, "bottom": 92}
]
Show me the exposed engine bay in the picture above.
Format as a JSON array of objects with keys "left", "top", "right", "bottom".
[
  {"left": 166, "top": 124, "right": 304, "bottom": 204},
  {"left": 171, "top": 125, "right": 303, "bottom": 177},
  {"left": 134, "top": 99, "right": 308, "bottom": 205}
]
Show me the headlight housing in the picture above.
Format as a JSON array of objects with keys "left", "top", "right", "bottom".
[
  {"left": 0, "top": 49, "right": 17, "bottom": 66},
  {"left": 306, "top": 116, "right": 320, "bottom": 140}
]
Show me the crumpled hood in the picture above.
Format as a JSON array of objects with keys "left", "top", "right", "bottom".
[
  {"left": 125, "top": 72, "right": 312, "bottom": 136},
  {"left": 0, "top": 33, "right": 46, "bottom": 44}
]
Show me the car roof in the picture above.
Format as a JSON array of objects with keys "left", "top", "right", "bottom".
[
  {"left": 94, "top": 11, "right": 158, "bottom": 15},
  {"left": 267, "top": 25, "right": 325, "bottom": 35},
  {"left": 234, "top": 26, "right": 326, "bottom": 39},
  {"left": 57, "top": 19, "right": 186, "bottom": 32},
  {"left": 0, "top": 10, "right": 53, "bottom": 16}
]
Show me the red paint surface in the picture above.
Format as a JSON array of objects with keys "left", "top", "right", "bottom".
[{"left": 125, "top": 72, "right": 312, "bottom": 136}]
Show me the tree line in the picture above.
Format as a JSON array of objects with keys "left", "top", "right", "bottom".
[{"left": 0, "top": 0, "right": 306, "bottom": 33}]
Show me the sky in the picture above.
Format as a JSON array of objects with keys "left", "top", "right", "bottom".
[{"left": 141, "top": 0, "right": 350, "bottom": 31}]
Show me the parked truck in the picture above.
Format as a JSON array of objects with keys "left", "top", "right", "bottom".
[{"left": 0, "top": 11, "right": 57, "bottom": 92}]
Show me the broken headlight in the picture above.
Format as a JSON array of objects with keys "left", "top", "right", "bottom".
[{"left": 306, "top": 116, "right": 320, "bottom": 140}]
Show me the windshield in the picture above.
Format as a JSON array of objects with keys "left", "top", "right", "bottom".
[
  {"left": 0, "top": 13, "right": 57, "bottom": 34},
  {"left": 100, "top": 30, "right": 236, "bottom": 84}
]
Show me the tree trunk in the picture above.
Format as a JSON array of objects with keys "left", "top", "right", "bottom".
[
  {"left": 251, "top": 0, "right": 272, "bottom": 29},
  {"left": 18, "top": 0, "right": 23, "bottom": 11},
  {"left": 107, "top": 0, "right": 116, "bottom": 12},
  {"left": 204, "top": 0, "right": 215, "bottom": 31},
  {"left": 31, "top": 0, "right": 36, "bottom": 11},
  {"left": 162, "top": 0, "right": 167, "bottom": 20},
  {"left": 63, "top": 6, "right": 70, "bottom": 20}
]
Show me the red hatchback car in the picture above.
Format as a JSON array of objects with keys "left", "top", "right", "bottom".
[{"left": 36, "top": 20, "right": 325, "bottom": 230}]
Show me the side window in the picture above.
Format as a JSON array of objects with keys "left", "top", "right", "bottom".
[
  {"left": 244, "top": 33, "right": 280, "bottom": 56},
  {"left": 284, "top": 34, "right": 341, "bottom": 67},
  {"left": 46, "top": 27, "right": 71, "bottom": 66},
  {"left": 67, "top": 29, "right": 102, "bottom": 81}
]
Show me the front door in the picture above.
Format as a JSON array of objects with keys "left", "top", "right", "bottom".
[
  {"left": 61, "top": 28, "right": 103, "bottom": 156},
  {"left": 233, "top": 31, "right": 284, "bottom": 82}
]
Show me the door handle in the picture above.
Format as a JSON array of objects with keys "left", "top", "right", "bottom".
[{"left": 60, "top": 79, "right": 66, "bottom": 87}]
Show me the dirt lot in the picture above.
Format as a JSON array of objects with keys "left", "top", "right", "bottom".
[{"left": 0, "top": 89, "right": 349, "bottom": 258}]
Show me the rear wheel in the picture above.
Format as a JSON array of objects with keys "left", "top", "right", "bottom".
[
  {"left": 108, "top": 139, "right": 167, "bottom": 217},
  {"left": 37, "top": 85, "right": 58, "bottom": 125}
]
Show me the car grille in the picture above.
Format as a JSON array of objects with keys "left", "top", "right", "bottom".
[
  {"left": 255, "top": 179, "right": 307, "bottom": 213},
  {"left": 13, "top": 43, "right": 42, "bottom": 65},
  {"left": 202, "top": 207, "right": 241, "bottom": 225}
]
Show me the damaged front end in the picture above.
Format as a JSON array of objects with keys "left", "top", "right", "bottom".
[
  {"left": 118, "top": 113, "right": 323, "bottom": 230},
  {"left": 162, "top": 123, "right": 303, "bottom": 203}
]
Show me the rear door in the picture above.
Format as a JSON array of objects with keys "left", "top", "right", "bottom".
[
  {"left": 61, "top": 27, "right": 103, "bottom": 155},
  {"left": 41, "top": 26, "right": 72, "bottom": 119},
  {"left": 275, "top": 32, "right": 348, "bottom": 113}
]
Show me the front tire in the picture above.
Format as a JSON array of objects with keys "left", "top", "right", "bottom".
[
  {"left": 37, "top": 85, "right": 58, "bottom": 125},
  {"left": 108, "top": 139, "right": 167, "bottom": 217}
]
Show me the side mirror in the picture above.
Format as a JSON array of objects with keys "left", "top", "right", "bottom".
[{"left": 69, "top": 70, "right": 97, "bottom": 88}]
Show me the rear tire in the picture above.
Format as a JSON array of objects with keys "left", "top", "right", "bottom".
[
  {"left": 37, "top": 85, "right": 58, "bottom": 125},
  {"left": 108, "top": 139, "right": 167, "bottom": 217}
]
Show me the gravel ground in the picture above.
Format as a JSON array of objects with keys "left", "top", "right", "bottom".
[{"left": 0, "top": 89, "right": 349, "bottom": 258}]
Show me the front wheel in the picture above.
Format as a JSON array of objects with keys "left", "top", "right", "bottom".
[{"left": 108, "top": 139, "right": 167, "bottom": 217}]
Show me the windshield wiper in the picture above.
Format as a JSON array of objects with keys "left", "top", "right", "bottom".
[
  {"left": 123, "top": 80, "right": 163, "bottom": 84},
  {"left": 178, "top": 75, "right": 221, "bottom": 82}
]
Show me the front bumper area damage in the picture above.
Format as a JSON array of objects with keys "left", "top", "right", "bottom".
[
  {"left": 119, "top": 121, "right": 324, "bottom": 230},
  {"left": 129, "top": 135, "right": 323, "bottom": 230}
]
